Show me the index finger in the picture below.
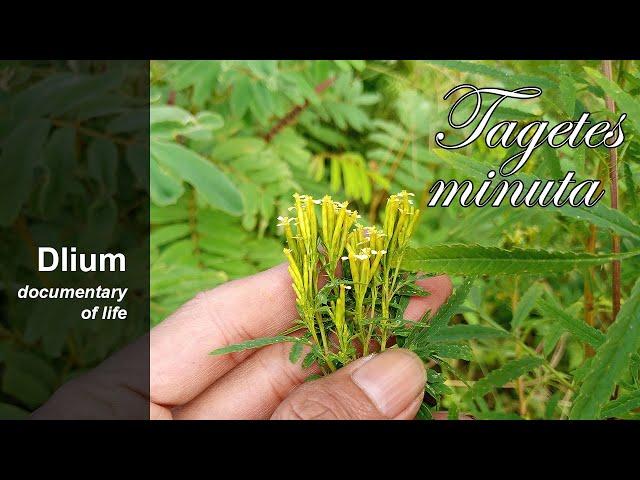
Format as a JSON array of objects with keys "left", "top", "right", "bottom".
[{"left": 150, "top": 262, "right": 298, "bottom": 407}]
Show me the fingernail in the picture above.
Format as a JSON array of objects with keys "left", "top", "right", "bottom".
[{"left": 351, "top": 349, "right": 426, "bottom": 418}]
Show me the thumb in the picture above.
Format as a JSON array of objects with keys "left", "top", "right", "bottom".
[{"left": 271, "top": 349, "right": 426, "bottom": 420}]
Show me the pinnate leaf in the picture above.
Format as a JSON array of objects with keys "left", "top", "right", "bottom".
[
  {"left": 570, "top": 278, "right": 640, "bottom": 419},
  {"left": 470, "top": 357, "right": 544, "bottom": 399},
  {"left": 537, "top": 298, "right": 605, "bottom": 349}
]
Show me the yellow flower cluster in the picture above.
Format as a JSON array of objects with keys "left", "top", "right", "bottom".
[
  {"left": 320, "top": 195, "right": 360, "bottom": 275},
  {"left": 383, "top": 190, "right": 420, "bottom": 258},
  {"left": 278, "top": 190, "right": 420, "bottom": 369}
]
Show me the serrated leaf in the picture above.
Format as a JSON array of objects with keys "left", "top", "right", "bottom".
[
  {"left": 537, "top": 298, "right": 605, "bottom": 349},
  {"left": 427, "top": 60, "right": 555, "bottom": 89},
  {"left": 584, "top": 66, "right": 640, "bottom": 133},
  {"left": 402, "top": 244, "right": 639, "bottom": 276},
  {"left": 470, "top": 357, "right": 544, "bottom": 399},
  {"left": 430, "top": 343, "right": 473, "bottom": 361},
  {"left": 430, "top": 324, "right": 508, "bottom": 342},
  {"left": 570, "top": 278, "right": 640, "bottom": 419},
  {"left": 210, "top": 336, "right": 301, "bottom": 355},
  {"left": 406, "top": 278, "right": 474, "bottom": 348}
]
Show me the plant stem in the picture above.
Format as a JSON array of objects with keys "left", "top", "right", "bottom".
[
  {"left": 263, "top": 76, "right": 336, "bottom": 143},
  {"left": 584, "top": 157, "right": 604, "bottom": 356},
  {"left": 601, "top": 59, "right": 621, "bottom": 320},
  {"left": 512, "top": 277, "right": 528, "bottom": 418}
]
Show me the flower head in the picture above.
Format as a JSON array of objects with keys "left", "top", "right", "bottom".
[{"left": 383, "top": 190, "right": 421, "bottom": 257}]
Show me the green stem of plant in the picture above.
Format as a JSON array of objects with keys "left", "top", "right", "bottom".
[
  {"left": 315, "top": 311, "right": 335, "bottom": 372},
  {"left": 602, "top": 59, "right": 622, "bottom": 320}
]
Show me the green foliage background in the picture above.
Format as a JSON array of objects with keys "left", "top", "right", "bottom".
[
  {"left": 150, "top": 60, "right": 640, "bottom": 419},
  {"left": 0, "top": 61, "right": 149, "bottom": 419}
]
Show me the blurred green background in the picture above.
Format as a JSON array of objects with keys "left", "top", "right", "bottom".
[{"left": 150, "top": 60, "right": 640, "bottom": 419}]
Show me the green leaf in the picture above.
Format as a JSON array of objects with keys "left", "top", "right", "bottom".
[
  {"left": 416, "top": 402, "right": 432, "bottom": 420},
  {"left": 570, "top": 278, "right": 640, "bottom": 419},
  {"left": 39, "top": 127, "right": 76, "bottom": 215},
  {"left": 584, "top": 66, "right": 640, "bottom": 133},
  {"left": 87, "top": 138, "right": 118, "bottom": 195},
  {"left": 601, "top": 389, "right": 640, "bottom": 418},
  {"left": 555, "top": 202, "right": 640, "bottom": 241},
  {"left": 289, "top": 342, "right": 304, "bottom": 364},
  {"left": 230, "top": 76, "right": 252, "bottom": 118},
  {"left": 430, "top": 343, "right": 473, "bottom": 361},
  {"left": 151, "top": 139, "right": 243, "bottom": 215},
  {"left": 211, "top": 137, "right": 265, "bottom": 161},
  {"left": 150, "top": 105, "right": 194, "bottom": 125},
  {"left": 512, "top": 283, "right": 543, "bottom": 329},
  {"left": 558, "top": 69, "right": 576, "bottom": 116},
  {"left": 402, "top": 244, "right": 639, "bottom": 276},
  {"left": 0, "top": 119, "right": 50, "bottom": 226},
  {"left": 150, "top": 156, "right": 184, "bottom": 206},
  {"left": 150, "top": 223, "right": 190, "bottom": 249},
  {"left": 430, "top": 324, "right": 508, "bottom": 343},
  {"left": 545, "top": 391, "right": 563, "bottom": 419},
  {"left": 195, "top": 111, "right": 224, "bottom": 130},
  {"left": 426, "top": 60, "right": 555, "bottom": 89},
  {"left": 537, "top": 298, "right": 605, "bottom": 349},
  {"left": 406, "top": 278, "right": 474, "bottom": 348},
  {"left": 470, "top": 357, "right": 544, "bottom": 399},
  {"left": 302, "top": 351, "right": 316, "bottom": 369},
  {"left": 210, "top": 336, "right": 301, "bottom": 355}
]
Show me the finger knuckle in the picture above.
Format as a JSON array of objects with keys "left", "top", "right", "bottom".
[{"left": 274, "top": 389, "right": 348, "bottom": 420}]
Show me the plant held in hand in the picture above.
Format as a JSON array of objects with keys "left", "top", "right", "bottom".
[
  {"left": 212, "top": 191, "right": 428, "bottom": 377},
  {"left": 211, "top": 189, "right": 639, "bottom": 418}
]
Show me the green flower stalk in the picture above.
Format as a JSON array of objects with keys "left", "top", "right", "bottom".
[
  {"left": 330, "top": 284, "right": 353, "bottom": 363},
  {"left": 380, "top": 191, "right": 421, "bottom": 349}
]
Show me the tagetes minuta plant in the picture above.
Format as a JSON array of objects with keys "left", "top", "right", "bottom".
[{"left": 212, "top": 191, "right": 428, "bottom": 376}]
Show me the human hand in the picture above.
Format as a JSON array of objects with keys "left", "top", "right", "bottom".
[{"left": 150, "top": 263, "right": 459, "bottom": 420}]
